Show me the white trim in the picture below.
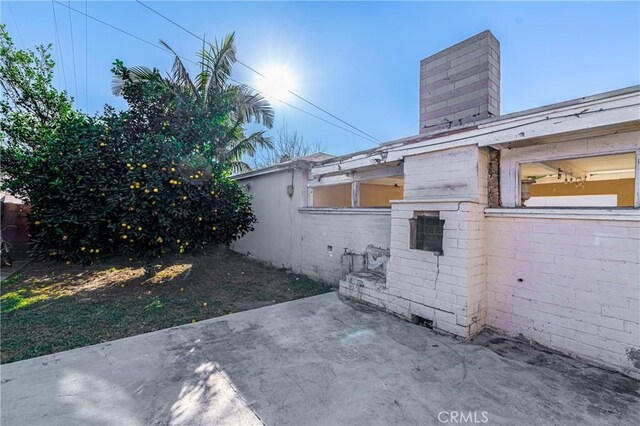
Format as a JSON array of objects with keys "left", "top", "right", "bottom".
[
  {"left": 635, "top": 150, "right": 640, "bottom": 208},
  {"left": 308, "top": 87, "right": 639, "bottom": 177},
  {"left": 500, "top": 132, "right": 640, "bottom": 208},
  {"left": 390, "top": 198, "right": 481, "bottom": 204},
  {"left": 298, "top": 207, "right": 391, "bottom": 215},
  {"left": 485, "top": 208, "right": 640, "bottom": 221}
]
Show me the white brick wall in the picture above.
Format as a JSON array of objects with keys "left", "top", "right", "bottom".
[
  {"left": 299, "top": 209, "right": 391, "bottom": 284},
  {"left": 404, "top": 145, "right": 483, "bottom": 201},
  {"left": 338, "top": 146, "right": 491, "bottom": 337},
  {"left": 486, "top": 216, "right": 640, "bottom": 375},
  {"left": 384, "top": 200, "right": 487, "bottom": 337}
]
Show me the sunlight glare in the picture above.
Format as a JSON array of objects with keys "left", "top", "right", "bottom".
[{"left": 256, "top": 64, "right": 297, "bottom": 102}]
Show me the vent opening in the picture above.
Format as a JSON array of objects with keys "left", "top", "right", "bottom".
[{"left": 412, "top": 315, "right": 433, "bottom": 329}]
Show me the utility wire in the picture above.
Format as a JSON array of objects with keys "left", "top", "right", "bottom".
[
  {"left": 7, "top": 2, "right": 25, "bottom": 47},
  {"left": 85, "top": 0, "right": 88, "bottom": 110},
  {"left": 51, "top": 0, "right": 68, "bottom": 91},
  {"left": 54, "top": 1, "right": 379, "bottom": 144},
  {"left": 134, "top": 0, "right": 382, "bottom": 144},
  {"left": 67, "top": 0, "right": 79, "bottom": 99}
]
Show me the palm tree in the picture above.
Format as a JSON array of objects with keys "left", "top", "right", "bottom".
[{"left": 112, "top": 33, "right": 274, "bottom": 173}]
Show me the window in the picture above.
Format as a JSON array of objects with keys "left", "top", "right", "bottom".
[
  {"left": 410, "top": 213, "right": 444, "bottom": 254},
  {"left": 519, "top": 152, "right": 637, "bottom": 208}
]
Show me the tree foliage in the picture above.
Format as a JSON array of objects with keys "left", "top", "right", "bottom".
[
  {"left": 112, "top": 33, "right": 274, "bottom": 173},
  {"left": 251, "top": 120, "right": 325, "bottom": 169},
  {"left": 0, "top": 26, "right": 263, "bottom": 264}
]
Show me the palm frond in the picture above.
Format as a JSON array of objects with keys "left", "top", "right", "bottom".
[
  {"left": 159, "top": 40, "right": 200, "bottom": 103},
  {"left": 233, "top": 86, "right": 275, "bottom": 128},
  {"left": 201, "top": 33, "right": 236, "bottom": 94},
  {"left": 228, "top": 160, "right": 252, "bottom": 175},
  {"left": 111, "top": 66, "right": 156, "bottom": 96},
  {"left": 221, "top": 131, "right": 273, "bottom": 162}
]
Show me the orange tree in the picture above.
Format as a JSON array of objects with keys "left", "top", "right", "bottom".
[{"left": 0, "top": 27, "right": 270, "bottom": 263}]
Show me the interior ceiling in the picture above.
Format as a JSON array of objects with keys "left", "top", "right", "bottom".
[{"left": 521, "top": 152, "right": 636, "bottom": 182}]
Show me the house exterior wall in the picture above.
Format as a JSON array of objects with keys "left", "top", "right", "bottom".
[
  {"left": 340, "top": 145, "right": 491, "bottom": 337},
  {"left": 299, "top": 209, "right": 391, "bottom": 284},
  {"left": 485, "top": 215, "right": 640, "bottom": 375},
  {"left": 404, "top": 145, "right": 485, "bottom": 201},
  {"left": 231, "top": 168, "right": 306, "bottom": 271}
]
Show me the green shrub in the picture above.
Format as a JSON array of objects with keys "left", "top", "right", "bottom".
[{"left": 0, "top": 26, "right": 260, "bottom": 264}]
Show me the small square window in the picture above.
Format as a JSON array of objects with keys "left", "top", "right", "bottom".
[{"left": 410, "top": 213, "right": 444, "bottom": 254}]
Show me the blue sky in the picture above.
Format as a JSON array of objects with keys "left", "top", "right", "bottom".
[{"left": 2, "top": 1, "right": 639, "bottom": 155}]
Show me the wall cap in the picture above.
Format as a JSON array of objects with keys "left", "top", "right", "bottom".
[
  {"left": 298, "top": 207, "right": 391, "bottom": 215},
  {"left": 485, "top": 208, "right": 640, "bottom": 221}
]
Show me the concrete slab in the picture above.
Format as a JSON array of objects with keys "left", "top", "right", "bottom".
[{"left": 1, "top": 292, "right": 638, "bottom": 426}]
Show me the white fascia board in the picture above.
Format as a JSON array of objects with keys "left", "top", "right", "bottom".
[
  {"left": 310, "top": 88, "right": 640, "bottom": 175},
  {"left": 387, "top": 91, "right": 640, "bottom": 160}
]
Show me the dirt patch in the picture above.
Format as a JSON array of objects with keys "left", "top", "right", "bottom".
[{"left": 1, "top": 247, "right": 331, "bottom": 363}]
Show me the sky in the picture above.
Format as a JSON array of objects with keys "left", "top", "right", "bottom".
[{"left": 1, "top": 1, "right": 639, "bottom": 156}]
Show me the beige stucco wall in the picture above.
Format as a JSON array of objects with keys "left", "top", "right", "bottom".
[{"left": 231, "top": 168, "right": 306, "bottom": 271}]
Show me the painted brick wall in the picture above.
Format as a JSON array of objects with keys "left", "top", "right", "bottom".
[
  {"left": 384, "top": 201, "right": 487, "bottom": 336},
  {"left": 299, "top": 210, "right": 392, "bottom": 284},
  {"left": 342, "top": 145, "right": 490, "bottom": 337},
  {"left": 486, "top": 216, "right": 640, "bottom": 375},
  {"left": 404, "top": 145, "right": 483, "bottom": 201}
]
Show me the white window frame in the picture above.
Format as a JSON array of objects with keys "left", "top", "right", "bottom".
[
  {"left": 514, "top": 150, "right": 639, "bottom": 209},
  {"left": 499, "top": 131, "right": 640, "bottom": 209}
]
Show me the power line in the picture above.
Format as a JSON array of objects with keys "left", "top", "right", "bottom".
[
  {"left": 134, "top": 0, "right": 382, "bottom": 144},
  {"left": 53, "top": 1, "right": 380, "bottom": 145},
  {"left": 85, "top": 0, "right": 88, "bottom": 110},
  {"left": 7, "top": 2, "right": 25, "bottom": 47},
  {"left": 50, "top": 1, "right": 67, "bottom": 91},
  {"left": 67, "top": 0, "right": 79, "bottom": 98}
]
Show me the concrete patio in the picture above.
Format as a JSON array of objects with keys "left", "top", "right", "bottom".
[{"left": 1, "top": 292, "right": 638, "bottom": 426}]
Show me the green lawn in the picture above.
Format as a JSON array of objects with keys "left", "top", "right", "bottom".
[{"left": 1, "top": 247, "right": 331, "bottom": 363}]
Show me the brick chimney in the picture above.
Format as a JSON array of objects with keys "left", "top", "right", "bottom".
[{"left": 419, "top": 30, "right": 500, "bottom": 133}]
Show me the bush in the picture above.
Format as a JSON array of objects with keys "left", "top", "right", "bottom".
[{"left": 0, "top": 26, "right": 258, "bottom": 264}]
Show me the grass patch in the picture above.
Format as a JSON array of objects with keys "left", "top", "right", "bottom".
[{"left": 1, "top": 247, "right": 331, "bottom": 363}]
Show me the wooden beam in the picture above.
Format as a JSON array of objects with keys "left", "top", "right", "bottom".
[
  {"left": 635, "top": 150, "right": 640, "bottom": 208},
  {"left": 308, "top": 165, "right": 403, "bottom": 188},
  {"left": 351, "top": 182, "right": 360, "bottom": 207}
]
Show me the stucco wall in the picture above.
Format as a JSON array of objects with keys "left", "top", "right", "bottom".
[
  {"left": 231, "top": 168, "right": 306, "bottom": 270},
  {"left": 299, "top": 209, "right": 391, "bottom": 284},
  {"left": 485, "top": 215, "right": 640, "bottom": 375}
]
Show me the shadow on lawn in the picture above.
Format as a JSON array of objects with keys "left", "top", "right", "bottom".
[
  {"left": 0, "top": 248, "right": 332, "bottom": 363},
  {"left": 1, "top": 260, "right": 194, "bottom": 314}
]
